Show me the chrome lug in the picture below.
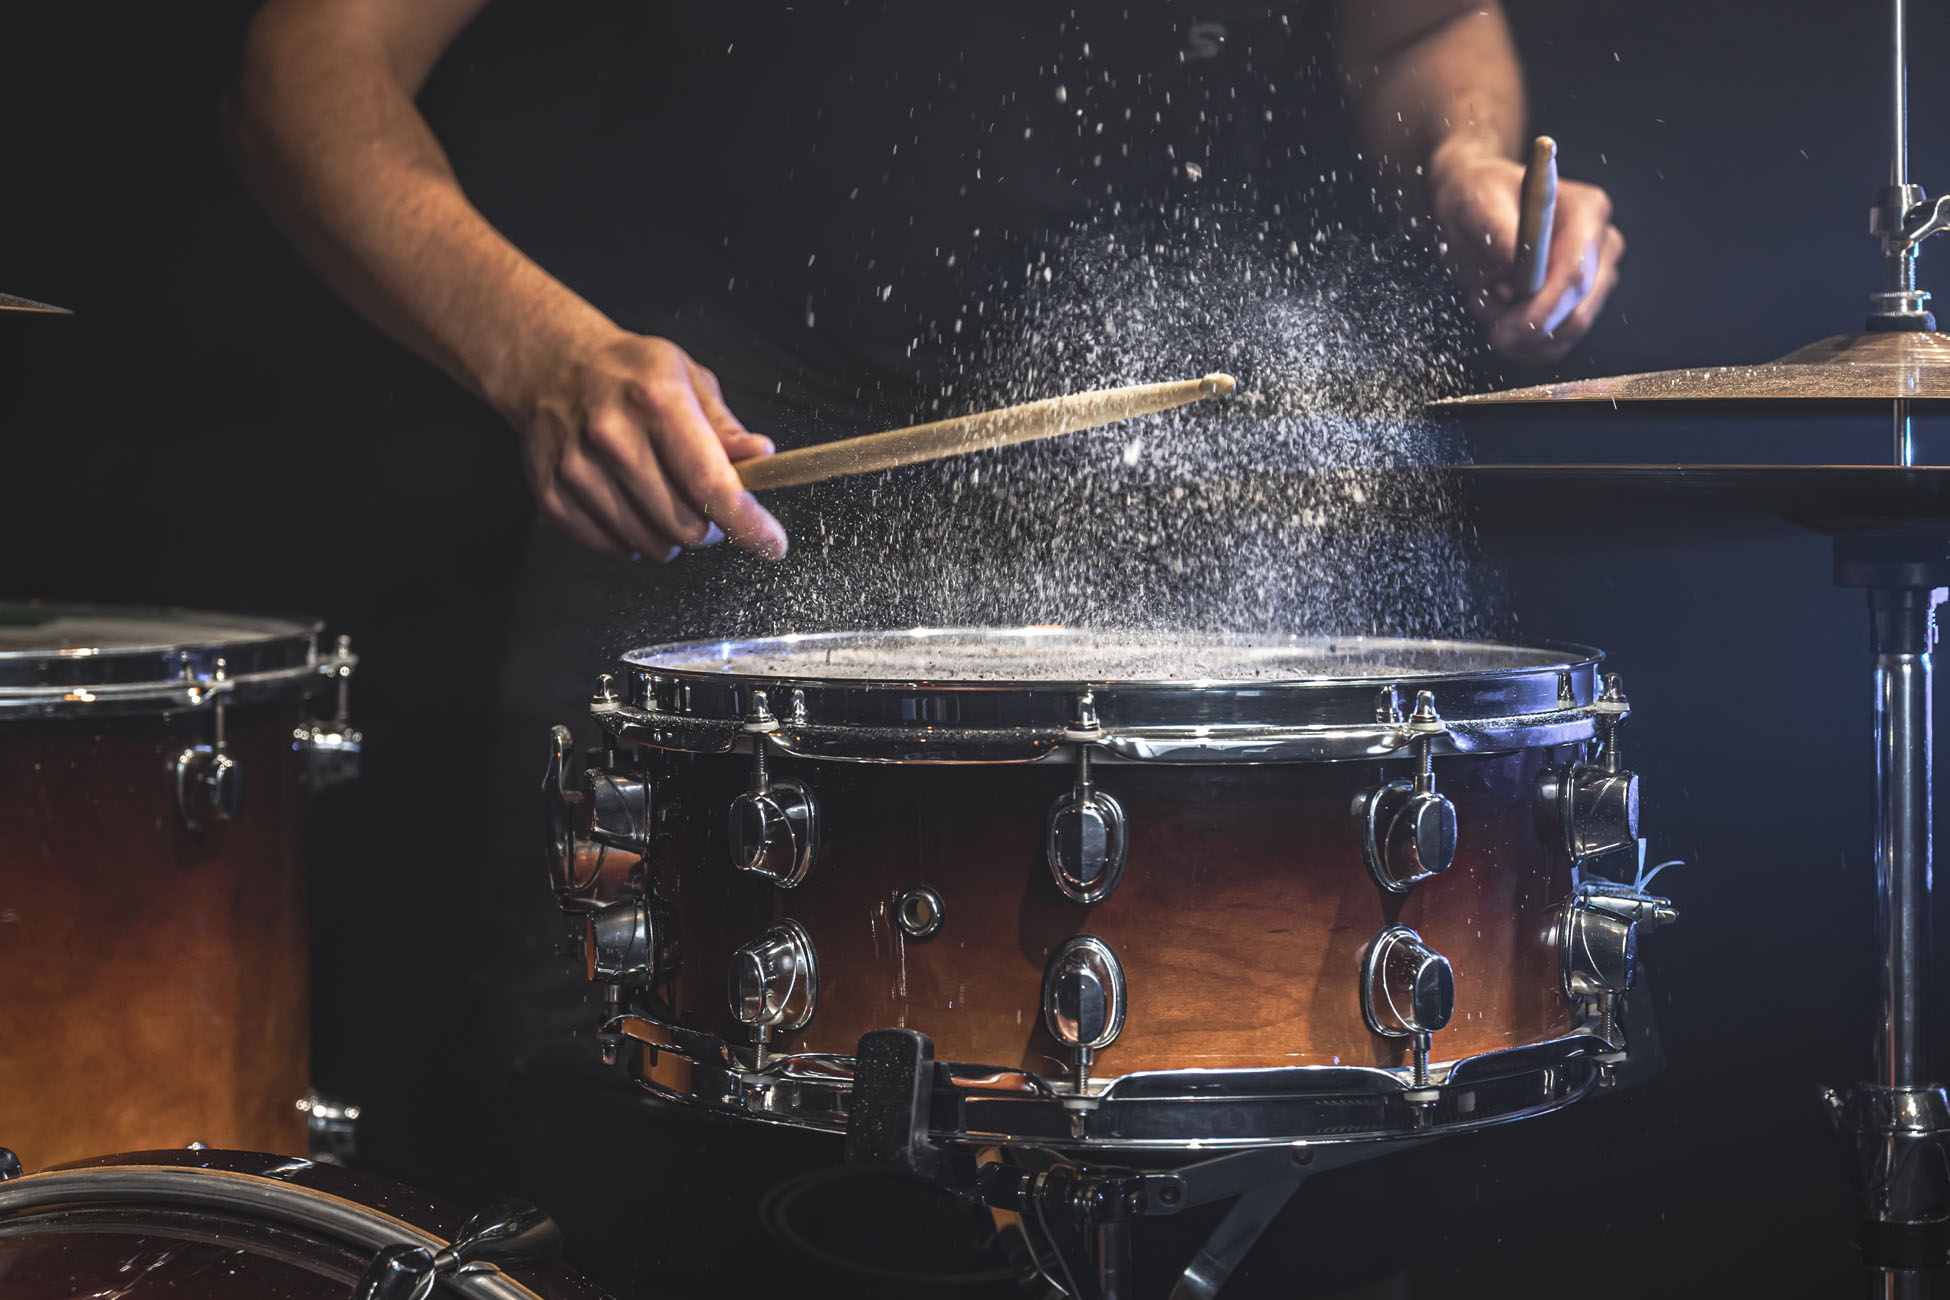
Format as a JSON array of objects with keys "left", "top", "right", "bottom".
[
  {"left": 1362, "top": 924, "right": 1455, "bottom": 1039},
  {"left": 727, "top": 778, "right": 818, "bottom": 887},
  {"left": 729, "top": 919, "right": 818, "bottom": 1033},
  {"left": 1560, "top": 897, "right": 1639, "bottom": 998},
  {"left": 1042, "top": 935, "right": 1127, "bottom": 1052},
  {"left": 584, "top": 898, "right": 673, "bottom": 987}
]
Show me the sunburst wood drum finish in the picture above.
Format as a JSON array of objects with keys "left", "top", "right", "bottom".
[
  {"left": 547, "top": 629, "right": 1656, "bottom": 1152},
  {"left": 0, "top": 606, "right": 358, "bottom": 1171}
]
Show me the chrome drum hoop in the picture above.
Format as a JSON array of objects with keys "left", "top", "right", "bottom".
[
  {"left": 597, "top": 628, "right": 1607, "bottom": 764},
  {"left": 607, "top": 1016, "right": 1612, "bottom": 1154},
  {"left": 0, "top": 605, "right": 330, "bottom": 719},
  {"left": 0, "top": 1154, "right": 553, "bottom": 1300}
]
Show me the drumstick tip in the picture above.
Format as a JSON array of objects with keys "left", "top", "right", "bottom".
[{"left": 1201, "top": 372, "right": 1237, "bottom": 397}]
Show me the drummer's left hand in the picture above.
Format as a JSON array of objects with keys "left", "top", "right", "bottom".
[{"left": 1427, "top": 135, "right": 1625, "bottom": 365}]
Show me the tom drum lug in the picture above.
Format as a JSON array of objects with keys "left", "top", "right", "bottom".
[
  {"left": 174, "top": 656, "right": 242, "bottom": 834},
  {"left": 729, "top": 918, "right": 818, "bottom": 1038},
  {"left": 1361, "top": 690, "right": 1458, "bottom": 893},
  {"left": 294, "top": 634, "right": 363, "bottom": 790},
  {"left": 1046, "top": 745, "right": 1128, "bottom": 905}
]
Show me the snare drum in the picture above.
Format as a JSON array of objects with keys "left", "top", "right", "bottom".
[
  {"left": 0, "top": 605, "right": 360, "bottom": 1169},
  {"left": 544, "top": 628, "right": 1671, "bottom": 1152}
]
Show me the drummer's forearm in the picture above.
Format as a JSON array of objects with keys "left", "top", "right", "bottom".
[
  {"left": 226, "top": 0, "right": 611, "bottom": 423},
  {"left": 1336, "top": 1, "right": 1525, "bottom": 201}
]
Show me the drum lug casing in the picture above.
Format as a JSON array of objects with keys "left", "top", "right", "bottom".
[
  {"left": 1042, "top": 935, "right": 1128, "bottom": 1103},
  {"left": 293, "top": 634, "right": 363, "bottom": 791},
  {"left": 1363, "top": 924, "right": 1455, "bottom": 1086},
  {"left": 1558, "top": 895, "right": 1640, "bottom": 999},
  {"left": 1360, "top": 690, "right": 1458, "bottom": 893},
  {"left": 584, "top": 898, "right": 677, "bottom": 987},
  {"left": 1540, "top": 674, "right": 1640, "bottom": 870},
  {"left": 542, "top": 722, "right": 653, "bottom": 912},
  {"left": 727, "top": 701, "right": 818, "bottom": 888},
  {"left": 173, "top": 656, "right": 242, "bottom": 834},
  {"left": 729, "top": 918, "right": 819, "bottom": 1038}
]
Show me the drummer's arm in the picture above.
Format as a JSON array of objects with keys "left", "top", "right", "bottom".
[
  {"left": 226, "top": 0, "right": 785, "bottom": 560},
  {"left": 1335, "top": 1, "right": 1624, "bottom": 363}
]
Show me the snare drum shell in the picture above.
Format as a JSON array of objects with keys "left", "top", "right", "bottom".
[
  {"left": 651, "top": 745, "right": 1577, "bottom": 1078},
  {"left": 0, "top": 703, "right": 311, "bottom": 1169}
]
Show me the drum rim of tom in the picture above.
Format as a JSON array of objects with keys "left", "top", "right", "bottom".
[
  {"left": 0, "top": 1149, "right": 559, "bottom": 1299},
  {"left": 601, "top": 1012, "right": 1616, "bottom": 1153},
  {"left": 0, "top": 603, "right": 329, "bottom": 716},
  {"left": 601, "top": 626, "right": 1607, "bottom": 763}
]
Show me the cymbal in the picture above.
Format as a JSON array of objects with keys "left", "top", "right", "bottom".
[
  {"left": 0, "top": 291, "right": 71, "bottom": 315},
  {"left": 1436, "top": 463, "right": 1950, "bottom": 536},
  {"left": 1432, "top": 332, "right": 1950, "bottom": 407}
]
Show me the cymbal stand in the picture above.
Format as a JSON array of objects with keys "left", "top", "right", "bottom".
[{"left": 1828, "top": 536, "right": 1950, "bottom": 1298}]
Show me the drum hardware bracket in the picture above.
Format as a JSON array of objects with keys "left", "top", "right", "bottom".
[
  {"left": 1047, "top": 743, "right": 1129, "bottom": 905},
  {"left": 727, "top": 697, "right": 818, "bottom": 888},
  {"left": 840, "top": 1029, "right": 1421, "bottom": 1300},
  {"left": 728, "top": 918, "right": 819, "bottom": 1057},
  {"left": 293, "top": 633, "right": 362, "bottom": 790},
  {"left": 173, "top": 656, "right": 242, "bottom": 834},
  {"left": 297, "top": 1090, "right": 362, "bottom": 1166},
  {"left": 1361, "top": 924, "right": 1455, "bottom": 1087},
  {"left": 352, "top": 1197, "right": 564, "bottom": 1300},
  {"left": 1360, "top": 690, "right": 1458, "bottom": 894},
  {"left": 1042, "top": 936, "right": 1129, "bottom": 1121},
  {"left": 1540, "top": 675, "right": 1641, "bottom": 876}
]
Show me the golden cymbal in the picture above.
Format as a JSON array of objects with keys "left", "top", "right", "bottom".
[
  {"left": 0, "top": 291, "right": 71, "bottom": 315},
  {"left": 1432, "top": 331, "right": 1950, "bottom": 406}
]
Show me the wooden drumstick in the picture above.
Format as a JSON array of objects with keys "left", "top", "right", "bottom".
[
  {"left": 1511, "top": 135, "right": 1558, "bottom": 298},
  {"left": 734, "top": 372, "right": 1237, "bottom": 492}
]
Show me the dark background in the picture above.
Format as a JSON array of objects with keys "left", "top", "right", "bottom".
[{"left": 0, "top": 2, "right": 1943, "bottom": 1295}]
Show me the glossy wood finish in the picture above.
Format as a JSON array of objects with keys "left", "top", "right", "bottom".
[
  {"left": 650, "top": 746, "right": 1578, "bottom": 1079},
  {"left": 0, "top": 706, "right": 310, "bottom": 1170}
]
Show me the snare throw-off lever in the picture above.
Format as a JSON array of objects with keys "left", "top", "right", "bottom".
[{"left": 1361, "top": 690, "right": 1458, "bottom": 893}]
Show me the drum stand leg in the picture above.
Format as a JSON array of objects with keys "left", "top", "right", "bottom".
[{"left": 1829, "top": 541, "right": 1950, "bottom": 1290}]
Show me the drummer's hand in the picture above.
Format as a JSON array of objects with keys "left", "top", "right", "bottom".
[
  {"left": 1428, "top": 136, "right": 1625, "bottom": 365},
  {"left": 512, "top": 331, "right": 788, "bottom": 562}
]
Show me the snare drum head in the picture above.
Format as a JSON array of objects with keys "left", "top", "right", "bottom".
[
  {"left": 610, "top": 626, "right": 1604, "bottom": 763},
  {"left": 0, "top": 603, "right": 321, "bottom": 715}
]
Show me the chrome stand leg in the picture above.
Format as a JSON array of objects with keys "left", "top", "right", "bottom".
[{"left": 1829, "top": 557, "right": 1950, "bottom": 1280}]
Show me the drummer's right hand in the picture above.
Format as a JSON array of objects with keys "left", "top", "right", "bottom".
[{"left": 511, "top": 331, "right": 788, "bottom": 562}]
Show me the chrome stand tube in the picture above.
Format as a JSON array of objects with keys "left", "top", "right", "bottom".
[
  {"left": 1830, "top": 553, "right": 1950, "bottom": 1284},
  {"left": 1873, "top": 589, "right": 1932, "bottom": 1094}
]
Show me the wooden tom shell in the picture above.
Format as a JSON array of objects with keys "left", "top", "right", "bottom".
[{"left": 0, "top": 605, "right": 358, "bottom": 1170}]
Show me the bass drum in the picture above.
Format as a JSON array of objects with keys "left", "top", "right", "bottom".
[{"left": 0, "top": 1148, "right": 611, "bottom": 1300}]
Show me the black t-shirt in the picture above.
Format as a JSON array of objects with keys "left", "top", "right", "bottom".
[{"left": 430, "top": 0, "right": 1356, "bottom": 423}]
